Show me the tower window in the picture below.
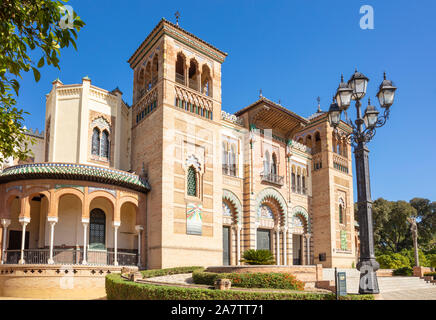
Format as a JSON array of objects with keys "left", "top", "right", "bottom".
[
  {"left": 92, "top": 128, "right": 100, "bottom": 156},
  {"left": 101, "top": 130, "right": 109, "bottom": 159},
  {"left": 187, "top": 166, "right": 197, "bottom": 197}
]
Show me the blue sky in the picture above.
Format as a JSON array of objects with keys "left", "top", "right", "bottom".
[{"left": 15, "top": 0, "right": 436, "bottom": 202}]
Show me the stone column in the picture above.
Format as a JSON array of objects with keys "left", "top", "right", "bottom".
[
  {"left": 288, "top": 230, "right": 293, "bottom": 265},
  {"left": 47, "top": 216, "right": 58, "bottom": 264},
  {"left": 113, "top": 221, "right": 120, "bottom": 266},
  {"left": 305, "top": 233, "right": 311, "bottom": 265},
  {"left": 1, "top": 219, "right": 11, "bottom": 264},
  {"left": 254, "top": 222, "right": 260, "bottom": 250},
  {"left": 82, "top": 218, "right": 89, "bottom": 265},
  {"left": 234, "top": 224, "right": 242, "bottom": 266},
  {"left": 18, "top": 217, "right": 30, "bottom": 264},
  {"left": 135, "top": 225, "right": 143, "bottom": 268},
  {"left": 282, "top": 227, "right": 288, "bottom": 266},
  {"left": 275, "top": 227, "right": 280, "bottom": 265}
]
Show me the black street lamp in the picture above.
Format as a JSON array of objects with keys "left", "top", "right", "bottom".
[{"left": 328, "top": 70, "right": 397, "bottom": 294}]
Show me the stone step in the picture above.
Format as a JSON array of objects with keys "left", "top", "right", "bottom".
[{"left": 323, "top": 275, "right": 435, "bottom": 294}]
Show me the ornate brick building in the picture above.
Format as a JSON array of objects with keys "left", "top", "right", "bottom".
[{"left": 0, "top": 18, "right": 357, "bottom": 270}]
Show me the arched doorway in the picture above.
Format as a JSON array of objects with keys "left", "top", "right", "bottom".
[
  {"left": 89, "top": 208, "right": 106, "bottom": 250},
  {"left": 222, "top": 189, "right": 243, "bottom": 266},
  {"left": 290, "top": 206, "right": 312, "bottom": 265}
]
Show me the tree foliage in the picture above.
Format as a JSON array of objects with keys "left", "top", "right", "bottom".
[
  {"left": 0, "top": 0, "right": 84, "bottom": 161},
  {"left": 410, "top": 198, "right": 436, "bottom": 251},
  {"left": 371, "top": 198, "right": 417, "bottom": 253}
]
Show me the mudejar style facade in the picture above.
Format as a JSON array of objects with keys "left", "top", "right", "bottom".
[{"left": 0, "top": 18, "right": 357, "bottom": 271}]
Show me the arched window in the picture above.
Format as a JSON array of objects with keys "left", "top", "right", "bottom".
[
  {"left": 314, "top": 132, "right": 321, "bottom": 154},
  {"left": 144, "top": 62, "right": 152, "bottom": 91},
  {"left": 264, "top": 151, "right": 270, "bottom": 174},
  {"left": 201, "top": 64, "right": 212, "bottom": 97},
  {"left": 230, "top": 144, "right": 237, "bottom": 176},
  {"left": 222, "top": 142, "right": 228, "bottom": 175},
  {"left": 302, "top": 175, "right": 306, "bottom": 194},
  {"left": 291, "top": 166, "right": 296, "bottom": 192},
  {"left": 152, "top": 54, "right": 159, "bottom": 86},
  {"left": 187, "top": 166, "right": 197, "bottom": 197},
  {"left": 342, "top": 141, "right": 348, "bottom": 158},
  {"left": 89, "top": 208, "right": 106, "bottom": 250},
  {"left": 101, "top": 130, "right": 109, "bottom": 159},
  {"left": 271, "top": 153, "right": 278, "bottom": 175},
  {"left": 188, "top": 59, "right": 199, "bottom": 91},
  {"left": 297, "top": 173, "right": 301, "bottom": 193},
  {"left": 175, "top": 53, "right": 186, "bottom": 85},
  {"left": 92, "top": 128, "right": 100, "bottom": 156},
  {"left": 306, "top": 135, "right": 313, "bottom": 148},
  {"left": 339, "top": 198, "right": 345, "bottom": 224}
]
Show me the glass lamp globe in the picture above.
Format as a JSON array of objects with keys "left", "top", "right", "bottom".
[
  {"left": 348, "top": 70, "right": 369, "bottom": 100},
  {"left": 328, "top": 100, "right": 341, "bottom": 128},
  {"left": 335, "top": 74, "right": 353, "bottom": 110},
  {"left": 363, "top": 101, "right": 379, "bottom": 129},
  {"left": 377, "top": 72, "right": 397, "bottom": 108}
]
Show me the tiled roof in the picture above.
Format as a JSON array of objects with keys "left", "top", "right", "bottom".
[
  {"left": 234, "top": 96, "right": 309, "bottom": 124},
  {"left": 0, "top": 163, "right": 150, "bottom": 193},
  {"left": 128, "top": 18, "right": 227, "bottom": 65},
  {"left": 307, "top": 111, "right": 326, "bottom": 121}
]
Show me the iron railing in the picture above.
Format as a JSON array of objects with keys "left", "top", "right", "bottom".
[
  {"left": 2, "top": 248, "right": 138, "bottom": 266},
  {"left": 260, "top": 171, "right": 284, "bottom": 186},
  {"left": 222, "top": 164, "right": 237, "bottom": 177}
]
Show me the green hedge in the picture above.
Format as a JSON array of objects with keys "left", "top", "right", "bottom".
[
  {"left": 192, "top": 270, "right": 305, "bottom": 290},
  {"left": 392, "top": 267, "right": 413, "bottom": 276},
  {"left": 139, "top": 266, "right": 204, "bottom": 279},
  {"left": 105, "top": 274, "right": 373, "bottom": 300},
  {"left": 424, "top": 272, "right": 436, "bottom": 277}
]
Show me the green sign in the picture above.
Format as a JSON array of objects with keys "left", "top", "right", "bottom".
[
  {"left": 340, "top": 230, "right": 347, "bottom": 250},
  {"left": 337, "top": 272, "right": 347, "bottom": 296}
]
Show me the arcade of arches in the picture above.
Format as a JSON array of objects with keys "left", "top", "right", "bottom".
[
  {"left": 0, "top": 180, "right": 145, "bottom": 267},
  {"left": 222, "top": 189, "right": 312, "bottom": 266}
]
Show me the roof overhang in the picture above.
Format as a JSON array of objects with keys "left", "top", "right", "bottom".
[
  {"left": 235, "top": 97, "right": 309, "bottom": 139},
  {"left": 0, "top": 163, "right": 150, "bottom": 194}
]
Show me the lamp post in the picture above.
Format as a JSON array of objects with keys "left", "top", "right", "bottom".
[{"left": 328, "top": 70, "right": 397, "bottom": 294}]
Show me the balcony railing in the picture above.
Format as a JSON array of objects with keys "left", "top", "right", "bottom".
[
  {"left": 222, "top": 164, "right": 237, "bottom": 177},
  {"left": 2, "top": 248, "right": 138, "bottom": 266},
  {"left": 260, "top": 171, "right": 284, "bottom": 186},
  {"left": 175, "top": 73, "right": 185, "bottom": 85}
]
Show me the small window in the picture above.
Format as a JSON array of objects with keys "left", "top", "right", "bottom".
[
  {"left": 339, "top": 199, "right": 345, "bottom": 224},
  {"left": 101, "top": 130, "right": 109, "bottom": 159},
  {"left": 187, "top": 166, "right": 197, "bottom": 197},
  {"left": 92, "top": 128, "right": 100, "bottom": 156}
]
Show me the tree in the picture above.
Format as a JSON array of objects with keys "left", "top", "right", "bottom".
[
  {"left": 410, "top": 198, "right": 436, "bottom": 252},
  {"left": 371, "top": 198, "right": 417, "bottom": 254},
  {"left": 0, "top": 0, "right": 84, "bottom": 162}
]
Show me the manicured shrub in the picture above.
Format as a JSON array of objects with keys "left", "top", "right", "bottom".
[
  {"left": 140, "top": 266, "right": 204, "bottom": 279},
  {"left": 392, "top": 266, "right": 413, "bottom": 276},
  {"left": 105, "top": 274, "right": 374, "bottom": 300},
  {"left": 192, "top": 270, "right": 305, "bottom": 290},
  {"left": 376, "top": 253, "right": 410, "bottom": 269},
  {"left": 240, "top": 249, "right": 275, "bottom": 265},
  {"left": 424, "top": 272, "right": 436, "bottom": 279}
]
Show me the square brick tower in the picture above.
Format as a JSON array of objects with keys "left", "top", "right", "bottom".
[
  {"left": 128, "top": 19, "right": 227, "bottom": 268},
  {"left": 295, "top": 111, "right": 356, "bottom": 268}
]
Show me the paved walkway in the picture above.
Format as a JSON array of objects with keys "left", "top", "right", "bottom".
[{"left": 379, "top": 287, "right": 436, "bottom": 300}]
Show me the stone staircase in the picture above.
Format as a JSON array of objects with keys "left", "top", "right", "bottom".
[{"left": 319, "top": 268, "right": 435, "bottom": 294}]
